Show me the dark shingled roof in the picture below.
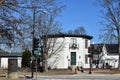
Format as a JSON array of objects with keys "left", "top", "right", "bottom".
[
  {"left": 105, "top": 44, "right": 118, "bottom": 55},
  {"left": 46, "top": 33, "right": 93, "bottom": 39},
  {"left": 0, "top": 53, "right": 22, "bottom": 57},
  {"left": 91, "top": 44, "right": 118, "bottom": 55}
]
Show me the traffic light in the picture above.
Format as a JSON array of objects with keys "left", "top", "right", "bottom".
[{"left": 33, "top": 37, "right": 39, "bottom": 49}]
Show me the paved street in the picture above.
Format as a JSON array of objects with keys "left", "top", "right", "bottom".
[
  {"left": 25, "top": 73, "right": 120, "bottom": 80},
  {"left": 37, "top": 75, "right": 120, "bottom": 80}
]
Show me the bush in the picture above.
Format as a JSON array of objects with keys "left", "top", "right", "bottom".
[{"left": 22, "top": 49, "right": 31, "bottom": 68}]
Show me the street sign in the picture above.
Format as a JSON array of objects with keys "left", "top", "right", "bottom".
[{"left": 34, "top": 50, "right": 40, "bottom": 55}]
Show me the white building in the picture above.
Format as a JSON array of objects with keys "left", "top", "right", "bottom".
[
  {"left": 100, "top": 44, "right": 119, "bottom": 68},
  {"left": 47, "top": 34, "right": 93, "bottom": 69},
  {"left": 0, "top": 53, "right": 22, "bottom": 69},
  {"left": 0, "top": 34, "right": 93, "bottom": 69},
  {"left": 91, "top": 44, "right": 119, "bottom": 68}
]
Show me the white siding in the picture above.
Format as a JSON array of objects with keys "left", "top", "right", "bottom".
[
  {"left": 1, "top": 58, "right": 8, "bottom": 68},
  {"left": 0, "top": 57, "right": 22, "bottom": 69},
  {"left": 47, "top": 37, "right": 91, "bottom": 69},
  {"left": 18, "top": 57, "right": 22, "bottom": 68}
]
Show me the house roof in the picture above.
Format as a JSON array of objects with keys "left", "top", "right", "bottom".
[
  {"left": 0, "top": 49, "right": 22, "bottom": 57},
  {"left": 45, "top": 33, "right": 93, "bottom": 39},
  {"left": 91, "top": 44, "right": 118, "bottom": 55},
  {"left": 0, "top": 52, "right": 22, "bottom": 57},
  {"left": 105, "top": 44, "right": 118, "bottom": 55}
]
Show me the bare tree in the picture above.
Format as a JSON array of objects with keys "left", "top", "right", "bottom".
[
  {"left": 97, "top": 0, "right": 120, "bottom": 69},
  {"left": 35, "top": 4, "right": 64, "bottom": 72},
  {"left": 74, "top": 26, "right": 87, "bottom": 35},
  {"left": 67, "top": 30, "right": 74, "bottom": 35},
  {"left": 0, "top": 0, "right": 19, "bottom": 43},
  {"left": 21, "top": 0, "right": 64, "bottom": 72},
  {"left": 67, "top": 26, "right": 87, "bottom": 35},
  {"left": 0, "top": 0, "right": 64, "bottom": 52},
  {"left": 42, "top": 34, "right": 65, "bottom": 72},
  {"left": 0, "top": 0, "right": 31, "bottom": 51},
  {"left": 0, "top": 0, "right": 64, "bottom": 72}
]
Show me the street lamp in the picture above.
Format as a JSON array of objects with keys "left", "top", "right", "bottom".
[
  {"left": 88, "top": 47, "right": 92, "bottom": 74},
  {"left": 88, "top": 46, "right": 94, "bottom": 74},
  {"left": 89, "top": 55, "right": 92, "bottom": 74},
  {"left": 31, "top": 6, "right": 36, "bottom": 78},
  {"left": 31, "top": 6, "right": 47, "bottom": 78}
]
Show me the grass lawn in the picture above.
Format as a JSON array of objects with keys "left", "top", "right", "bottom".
[
  {"left": 0, "top": 69, "right": 74, "bottom": 80},
  {"left": 17, "top": 69, "right": 74, "bottom": 75},
  {"left": 92, "top": 68, "right": 120, "bottom": 74},
  {"left": 0, "top": 68, "right": 120, "bottom": 80},
  {"left": 0, "top": 78, "right": 25, "bottom": 80}
]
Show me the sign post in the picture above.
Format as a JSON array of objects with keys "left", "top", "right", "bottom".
[{"left": 34, "top": 49, "right": 40, "bottom": 80}]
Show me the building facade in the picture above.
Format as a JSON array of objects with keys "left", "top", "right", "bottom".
[
  {"left": 47, "top": 34, "right": 93, "bottom": 69},
  {"left": 91, "top": 44, "right": 119, "bottom": 68},
  {"left": 0, "top": 53, "right": 22, "bottom": 69}
]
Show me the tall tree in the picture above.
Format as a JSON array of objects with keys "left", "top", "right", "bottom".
[
  {"left": 38, "top": 14, "right": 64, "bottom": 72},
  {"left": 21, "top": 0, "right": 64, "bottom": 72},
  {"left": 0, "top": 0, "right": 31, "bottom": 51},
  {"left": 35, "top": 2, "right": 64, "bottom": 72},
  {"left": 0, "top": 0, "right": 64, "bottom": 72},
  {"left": 97, "top": 0, "right": 120, "bottom": 69},
  {"left": 0, "top": 0, "right": 19, "bottom": 44},
  {"left": 0, "top": 0, "right": 64, "bottom": 52},
  {"left": 67, "top": 26, "right": 87, "bottom": 35},
  {"left": 74, "top": 26, "right": 87, "bottom": 35}
]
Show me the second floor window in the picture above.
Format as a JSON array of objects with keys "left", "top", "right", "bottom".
[
  {"left": 85, "top": 39, "right": 88, "bottom": 48},
  {"left": 70, "top": 38, "right": 77, "bottom": 49},
  {"left": 85, "top": 55, "right": 88, "bottom": 64},
  {"left": 70, "top": 38, "right": 77, "bottom": 45}
]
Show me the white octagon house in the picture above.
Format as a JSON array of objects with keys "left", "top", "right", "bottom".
[{"left": 47, "top": 34, "right": 93, "bottom": 69}]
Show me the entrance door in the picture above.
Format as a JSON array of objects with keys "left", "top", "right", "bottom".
[
  {"left": 71, "top": 52, "right": 76, "bottom": 65},
  {"left": 8, "top": 59, "right": 18, "bottom": 72}
]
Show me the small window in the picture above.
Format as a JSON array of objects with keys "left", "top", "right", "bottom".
[
  {"left": 85, "top": 39, "right": 88, "bottom": 48},
  {"left": 70, "top": 38, "right": 77, "bottom": 49},
  {"left": 70, "top": 38, "right": 77, "bottom": 44},
  {"left": 85, "top": 55, "right": 88, "bottom": 64}
]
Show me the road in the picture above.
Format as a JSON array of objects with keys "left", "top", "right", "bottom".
[{"left": 26, "top": 74, "right": 120, "bottom": 80}]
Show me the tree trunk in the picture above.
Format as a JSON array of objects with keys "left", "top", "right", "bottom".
[
  {"left": 44, "top": 58, "right": 48, "bottom": 72},
  {"left": 44, "top": 51, "right": 48, "bottom": 72},
  {"left": 44, "top": 41, "right": 48, "bottom": 72}
]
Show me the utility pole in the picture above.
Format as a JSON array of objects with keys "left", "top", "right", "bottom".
[
  {"left": 31, "top": 6, "right": 35, "bottom": 78},
  {"left": 88, "top": 46, "right": 93, "bottom": 74}
]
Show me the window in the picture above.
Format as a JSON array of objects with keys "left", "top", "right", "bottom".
[
  {"left": 85, "top": 55, "right": 88, "bottom": 64},
  {"left": 70, "top": 38, "right": 77, "bottom": 44},
  {"left": 70, "top": 38, "right": 77, "bottom": 49},
  {"left": 85, "top": 39, "right": 88, "bottom": 48}
]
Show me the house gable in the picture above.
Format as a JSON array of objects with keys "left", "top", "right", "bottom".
[
  {"left": 105, "top": 44, "right": 118, "bottom": 55},
  {"left": 91, "top": 44, "right": 118, "bottom": 55}
]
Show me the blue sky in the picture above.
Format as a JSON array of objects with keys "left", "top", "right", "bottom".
[{"left": 57, "top": 0, "right": 102, "bottom": 43}]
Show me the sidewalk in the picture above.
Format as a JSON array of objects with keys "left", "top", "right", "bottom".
[{"left": 75, "top": 70, "right": 120, "bottom": 76}]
